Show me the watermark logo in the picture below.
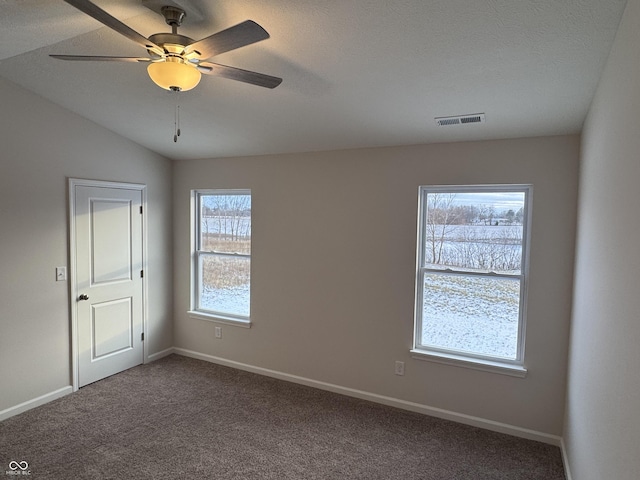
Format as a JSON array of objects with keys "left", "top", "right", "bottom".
[{"left": 5, "top": 461, "right": 30, "bottom": 476}]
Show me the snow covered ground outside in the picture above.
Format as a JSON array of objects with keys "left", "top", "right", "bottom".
[
  {"left": 421, "top": 274, "right": 520, "bottom": 359},
  {"left": 200, "top": 284, "right": 250, "bottom": 317}
]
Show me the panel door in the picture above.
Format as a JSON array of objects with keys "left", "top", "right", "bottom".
[{"left": 74, "top": 184, "right": 144, "bottom": 387}]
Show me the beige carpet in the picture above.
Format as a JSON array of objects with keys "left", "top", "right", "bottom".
[{"left": 0, "top": 355, "right": 565, "bottom": 479}]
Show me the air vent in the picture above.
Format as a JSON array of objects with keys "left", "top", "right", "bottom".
[{"left": 435, "top": 113, "right": 486, "bottom": 126}]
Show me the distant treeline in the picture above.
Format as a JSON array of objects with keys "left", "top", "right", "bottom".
[
  {"left": 429, "top": 204, "right": 524, "bottom": 226},
  {"left": 202, "top": 194, "right": 251, "bottom": 218}
]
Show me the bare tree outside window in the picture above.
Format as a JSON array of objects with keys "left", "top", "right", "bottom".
[
  {"left": 424, "top": 193, "right": 458, "bottom": 265},
  {"left": 423, "top": 194, "right": 524, "bottom": 274}
]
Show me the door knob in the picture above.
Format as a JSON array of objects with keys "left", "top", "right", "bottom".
[{"left": 78, "top": 294, "right": 89, "bottom": 301}]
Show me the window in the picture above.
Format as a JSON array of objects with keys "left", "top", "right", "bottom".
[
  {"left": 412, "top": 185, "right": 531, "bottom": 376},
  {"left": 190, "top": 190, "right": 251, "bottom": 326}
]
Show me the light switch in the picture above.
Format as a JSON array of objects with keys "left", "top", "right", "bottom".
[{"left": 56, "top": 267, "right": 67, "bottom": 281}]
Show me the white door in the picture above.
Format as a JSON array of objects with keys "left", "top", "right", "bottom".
[{"left": 71, "top": 180, "right": 145, "bottom": 388}]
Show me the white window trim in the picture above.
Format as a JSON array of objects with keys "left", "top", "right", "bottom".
[
  {"left": 190, "top": 189, "right": 252, "bottom": 328},
  {"left": 188, "top": 310, "right": 252, "bottom": 328},
  {"left": 410, "top": 350, "right": 527, "bottom": 377},
  {"left": 412, "top": 184, "right": 532, "bottom": 377}
]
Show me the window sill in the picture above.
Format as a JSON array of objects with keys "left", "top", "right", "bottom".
[
  {"left": 410, "top": 349, "right": 527, "bottom": 378},
  {"left": 188, "top": 311, "right": 252, "bottom": 328}
]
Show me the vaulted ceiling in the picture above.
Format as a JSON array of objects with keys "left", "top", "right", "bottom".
[{"left": 0, "top": 0, "right": 628, "bottom": 160}]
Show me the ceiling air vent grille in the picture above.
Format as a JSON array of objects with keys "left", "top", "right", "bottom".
[{"left": 435, "top": 113, "right": 486, "bottom": 126}]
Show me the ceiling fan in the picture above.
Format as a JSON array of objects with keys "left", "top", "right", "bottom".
[{"left": 51, "top": 0, "right": 283, "bottom": 92}]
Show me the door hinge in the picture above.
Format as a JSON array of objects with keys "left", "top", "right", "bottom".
[
  {"left": 140, "top": 270, "right": 144, "bottom": 278},
  {"left": 141, "top": 332, "right": 144, "bottom": 341},
  {"left": 140, "top": 205, "right": 143, "bottom": 214}
]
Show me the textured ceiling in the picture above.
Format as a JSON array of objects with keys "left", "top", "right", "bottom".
[{"left": 0, "top": 0, "right": 628, "bottom": 160}]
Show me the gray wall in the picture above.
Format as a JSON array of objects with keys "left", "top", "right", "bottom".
[
  {"left": 0, "top": 77, "right": 173, "bottom": 413},
  {"left": 173, "top": 135, "right": 579, "bottom": 436},
  {"left": 564, "top": 0, "right": 640, "bottom": 477}
]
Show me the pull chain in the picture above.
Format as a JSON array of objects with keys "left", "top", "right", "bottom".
[
  {"left": 177, "top": 104, "right": 181, "bottom": 138},
  {"left": 173, "top": 88, "right": 182, "bottom": 143}
]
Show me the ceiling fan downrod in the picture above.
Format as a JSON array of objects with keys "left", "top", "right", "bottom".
[{"left": 160, "top": 6, "right": 185, "bottom": 34}]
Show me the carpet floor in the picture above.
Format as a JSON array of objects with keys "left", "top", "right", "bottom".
[{"left": 0, "top": 354, "right": 566, "bottom": 479}]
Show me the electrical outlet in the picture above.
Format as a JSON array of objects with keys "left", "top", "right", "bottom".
[
  {"left": 395, "top": 361, "right": 405, "bottom": 376},
  {"left": 215, "top": 326, "right": 222, "bottom": 339}
]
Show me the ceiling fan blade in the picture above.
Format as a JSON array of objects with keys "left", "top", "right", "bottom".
[
  {"left": 184, "top": 20, "right": 270, "bottom": 59},
  {"left": 50, "top": 55, "right": 151, "bottom": 63},
  {"left": 198, "top": 62, "right": 282, "bottom": 89},
  {"left": 63, "top": 0, "right": 163, "bottom": 55}
]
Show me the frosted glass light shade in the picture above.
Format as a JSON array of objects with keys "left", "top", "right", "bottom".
[{"left": 147, "top": 61, "right": 201, "bottom": 91}]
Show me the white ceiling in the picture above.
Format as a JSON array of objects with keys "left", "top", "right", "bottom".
[{"left": 0, "top": 0, "right": 628, "bottom": 160}]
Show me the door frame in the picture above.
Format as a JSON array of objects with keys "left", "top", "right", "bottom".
[{"left": 68, "top": 178, "right": 148, "bottom": 391}]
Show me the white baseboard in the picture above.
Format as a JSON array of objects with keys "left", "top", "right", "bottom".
[
  {"left": 0, "top": 386, "right": 73, "bottom": 422},
  {"left": 147, "top": 347, "right": 176, "bottom": 363},
  {"left": 560, "top": 437, "right": 573, "bottom": 480},
  {"left": 173, "top": 348, "right": 562, "bottom": 446}
]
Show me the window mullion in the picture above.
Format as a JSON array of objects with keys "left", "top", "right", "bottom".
[
  {"left": 203, "top": 251, "right": 251, "bottom": 259},
  {"left": 422, "top": 268, "right": 523, "bottom": 281}
]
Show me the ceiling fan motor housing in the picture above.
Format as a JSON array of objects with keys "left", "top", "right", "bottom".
[{"left": 147, "top": 33, "right": 196, "bottom": 56}]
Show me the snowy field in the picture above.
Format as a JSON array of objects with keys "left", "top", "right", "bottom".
[
  {"left": 421, "top": 274, "right": 520, "bottom": 359},
  {"left": 200, "top": 284, "right": 250, "bottom": 318}
]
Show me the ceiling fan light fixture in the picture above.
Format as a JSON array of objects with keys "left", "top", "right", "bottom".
[
  {"left": 147, "top": 60, "right": 201, "bottom": 91},
  {"left": 54, "top": 0, "right": 282, "bottom": 90}
]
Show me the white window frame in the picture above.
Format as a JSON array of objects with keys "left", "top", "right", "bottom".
[
  {"left": 411, "top": 184, "right": 532, "bottom": 377},
  {"left": 188, "top": 189, "right": 252, "bottom": 328}
]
